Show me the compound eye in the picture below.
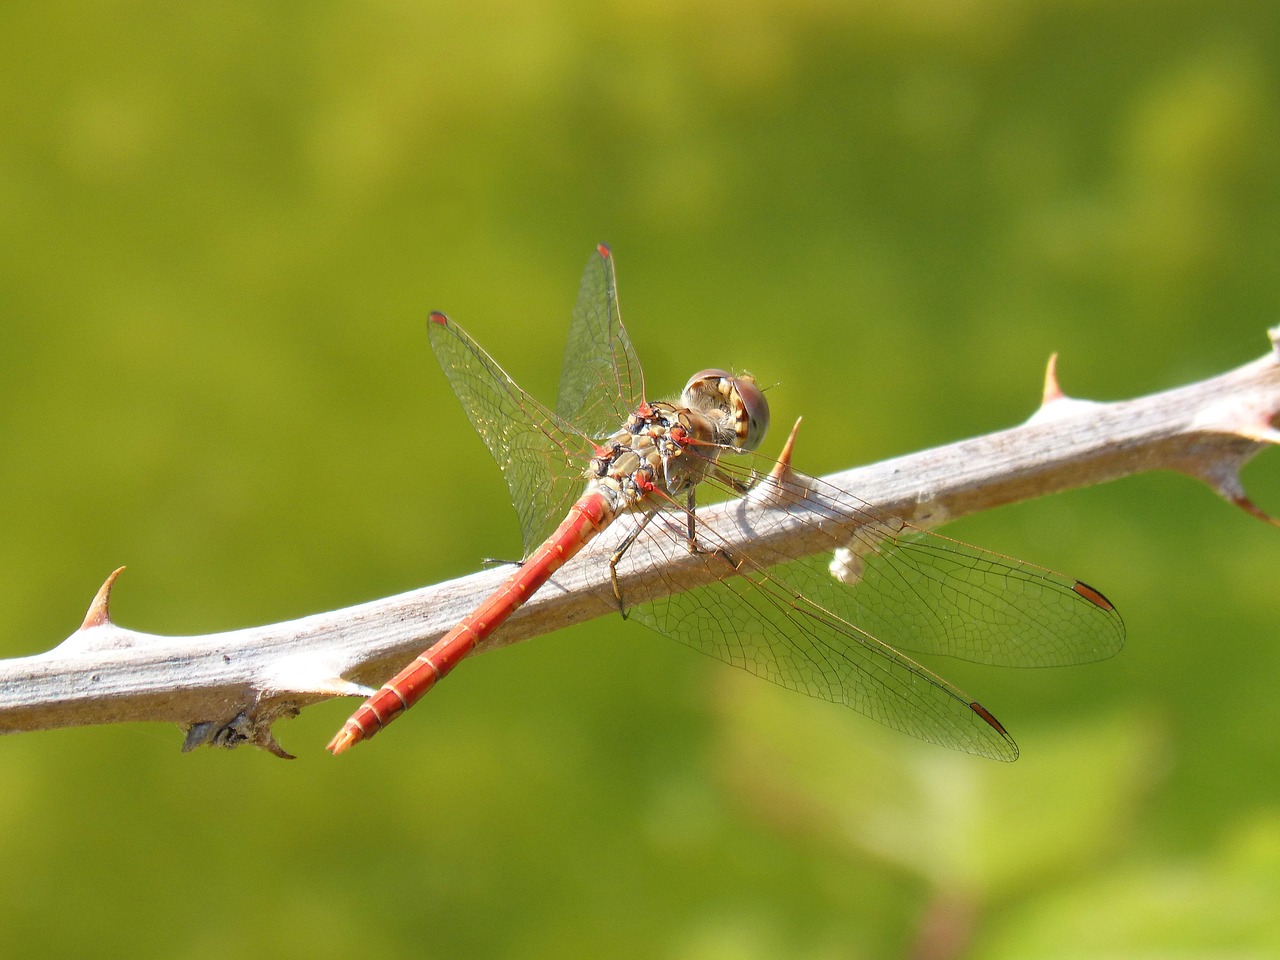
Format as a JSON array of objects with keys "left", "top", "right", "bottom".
[
  {"left": 729, "top": 374, "right": 769, "bottom": 451},
  {"left": 682, "top": 369, "right": 770, "bottom": 452},
  {"left": 682, "top": 368, "right": 734, "bottom": 397}
]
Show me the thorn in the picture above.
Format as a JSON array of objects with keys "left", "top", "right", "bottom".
[
  {"left": 749, "top": 419, "right": 807, "bottom": 508},
  {"left": 1229, "top": 493, "right": 1280, "bottom": 527},
  {"left": 767, "top": 417, "right": 803, "bottom": 486},
  {"left": 1189, "top": 460, "right": 1280, "bottom": 527},
  {"left": 1041, "top": 353, "right": 1064, "bottom": 405},
  {"left": 1026, "top": 354, "right": 1104, "bottom": 425},
  {"left": 80, "top": 567, "right": 125, "bottom": 630},
  {"left": 255, "top": 726, "right": 296, "bottom": 760}
]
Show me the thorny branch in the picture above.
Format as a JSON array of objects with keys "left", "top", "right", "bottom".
[{"left": 2, "top": 330, "right": 1279, "bottom": 757}]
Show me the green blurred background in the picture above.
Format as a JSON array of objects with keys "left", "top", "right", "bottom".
[{"left": 2, "top": 2, "right": 1279, "bottom": 957}]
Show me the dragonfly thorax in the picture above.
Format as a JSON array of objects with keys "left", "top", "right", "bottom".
[
  {"left": 585, "top": 399, "right": 733, "bottom": 512},
  {"left": 587, "top": 371, "right": 769, "bottom": 514}
]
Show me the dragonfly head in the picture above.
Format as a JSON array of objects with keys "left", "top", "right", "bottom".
[{"left": 682, "top": 369, "right": 770, "bottom": 452}]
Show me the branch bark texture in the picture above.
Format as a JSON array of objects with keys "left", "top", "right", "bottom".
[{"left": 3, "top": 332, "right": 1279, "bottom": 756}]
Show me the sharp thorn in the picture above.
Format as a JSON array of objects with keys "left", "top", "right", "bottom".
[
  {"left": 767, "top": 417, "right": 803, "bottom": 485},
  {"left": 80, "top": 566, "right": 126, "bottom": 630},
  {"left": 1041, "top": 352, "right": 1065, "bottom": 405},
  {"left": 1192, "top": 461, "right": 1280, "bottom": 527},
  {"left": 255, "top": 727, "right": 296, "bottom": 760},
  {"left": 1229, "top": 493, "right": 1280, "bottom": 527}
]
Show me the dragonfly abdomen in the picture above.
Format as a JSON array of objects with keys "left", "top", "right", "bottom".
[{"left": 327, "top": 490, "right": 620, "bottom": 754}]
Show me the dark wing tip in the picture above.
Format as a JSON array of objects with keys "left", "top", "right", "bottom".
[
  {"left": 969, "top": 700, "right": 1009, "bottom": 735},
  {"left": 969, "top": 700, "right": 1020, "bottom": 761},
  {"left": 428, "top": 311, "right": 449, "bottom": 325},
  {"left": 1072, "top": 580, "right": 1117, "bottom": 613},
  {"left": 595, "top": 242, "right": 611, "bottom": 259}
]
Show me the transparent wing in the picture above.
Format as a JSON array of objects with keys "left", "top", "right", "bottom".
[
  {"left": 427, "top": 313, "right": 592, "bottom": 556},
  {"left": 818, "top": 520, "right": 1124, "bottom": 666},
  {"left": 554, "top": 244, "right": 646, "bottom": 439},
  {"left": 610, "top": 454, "right": 1124, "bottom": 760}
]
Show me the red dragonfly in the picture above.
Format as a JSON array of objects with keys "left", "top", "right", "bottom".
[{"left": 328, "top": 245, "right": 1123, "bottom": 759}]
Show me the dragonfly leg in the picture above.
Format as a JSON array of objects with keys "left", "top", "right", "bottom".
[
  {"left": 683, "top": 489, "right": 742, "bottom": 571},
  {"left": 710, "top": 463, "right": 759, "bottom": 496},
  {"left": 481, "top": 556, "right": 524, "bottom": 569},
  {"left": 609, "top": 511, "right": 656, "bottom": 618},
  {"left": 683, "top": 488, "right": 698, "bottom": 549}
]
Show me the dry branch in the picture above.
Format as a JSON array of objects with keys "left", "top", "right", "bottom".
[{"left": 3, "top": 329, "right": 1279, "bottom": 757}]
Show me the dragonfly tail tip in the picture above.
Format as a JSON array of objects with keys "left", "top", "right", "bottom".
[{"left": 326, "top": 726, "right": 363, "bottom": 756}]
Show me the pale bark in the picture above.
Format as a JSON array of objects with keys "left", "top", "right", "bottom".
[{"left": 3, "top": 331, "right": 1278, "bottom": 757}]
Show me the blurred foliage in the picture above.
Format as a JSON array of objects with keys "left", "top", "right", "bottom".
[{"left": 1, "top": 1, "right": 1279, "bottom": 957}]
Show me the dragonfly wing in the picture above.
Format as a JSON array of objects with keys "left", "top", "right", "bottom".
[
  {"left": 428, "top": 313, "right": 591, "bottom": 556},
  {"left": 768, "top": 472, "right": 1126, "bottom": 667},
  {"left": 828, "top": 521, "right": 1126, "bottom": 666},
  {"left": 555, "top": 244, "right": 646, "bottom": 439},
  {"left": 704, "top": 458, "right": 1126, "bottom": 668},
  {"left": 610, "top": 460, "right": 1124, "bottom": 760},
  {"left": 619, "top": 513, "right": 1021, "bottom": 760}
]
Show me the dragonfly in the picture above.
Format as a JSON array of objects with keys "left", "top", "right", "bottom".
[{"left": 328, "top": 245, "right": 1124, "bottom": 760}]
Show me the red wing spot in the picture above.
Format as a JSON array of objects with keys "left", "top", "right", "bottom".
[
  {"left": 429, "top": 311, "right": 449, "bottom": 325},
  {"left": 1073, "top": 580, "right": 1116, "bottom": 612},
  {"left": 596, "top": 242, "right": 611, "bottom": 259},
  {"left": 969, "top": 701, "right": 1010, "bottom": 737}
]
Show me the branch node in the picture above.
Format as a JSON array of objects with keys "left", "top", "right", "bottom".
[
  {"left": 180, "top": 705, "right": 299, "bottom": 759},
  {"left": 181, "top": 721, "right": 219, "bottom": 752}
]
